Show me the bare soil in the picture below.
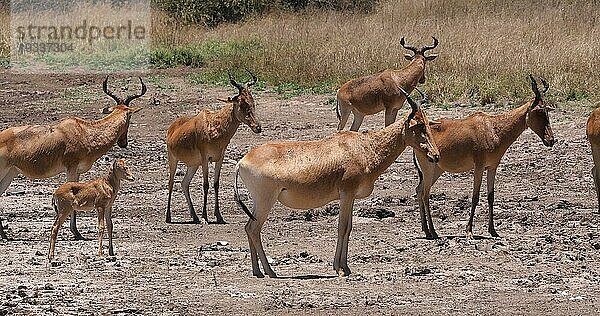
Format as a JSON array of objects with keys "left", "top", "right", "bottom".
[{"left": 1, "top": 70, "right": 599, "bottom": 315}]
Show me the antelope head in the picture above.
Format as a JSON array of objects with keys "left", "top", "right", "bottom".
[
  {"left": 113, "top": 158, "right": 135, "bottom": 181},
  {"left": 526, "top": 75, "right": 554, "bottom": 147},
  {"left": 400, "top": 36, "right": 439, "bottom": 84},
  {"left": 218, "top": 70, "right": 262, "bottom": 134},
  {"left": 102, "top": 76, "right": 145, "bottom": 148},
  {"left": 399, "top": 87, "right": 440, "bottom": 163}
]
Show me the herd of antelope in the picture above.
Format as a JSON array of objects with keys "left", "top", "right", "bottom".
[{"left": 0, "top": 37, "right": 598, "bottom": 278}]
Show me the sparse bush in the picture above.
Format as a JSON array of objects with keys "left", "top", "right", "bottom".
[
  {"left": 154, "top": 0, "right": 272, "bottom": 27},
  {"left": 154, "top": 0, "right": 378, "bottom": 27}
]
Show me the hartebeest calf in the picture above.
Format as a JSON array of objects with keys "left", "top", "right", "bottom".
[
  {"left": 48, "top": 159, "right": 134, "bottom": 261},
  {"left": 336, "top": 36, "right": 438, "bottom": 131},
  {"left": 586, "top": 108, "right": 600, "bottom": 209},
  {"left": 413, "top": 75, "right": 554, "bottom": 239},
  {"left": 166, "top": 70, "right": 262, "bottom": 224},
  {"left": 0, "top": 76, "right": 144, "bottom": 240},
  {"left": 235, "top": 89, "right": 440, "bottom": 278}
]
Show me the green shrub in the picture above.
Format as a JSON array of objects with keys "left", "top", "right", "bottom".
[
  {"left": 154, "top": 0, "right": 379, "bottom": 27},
  {"left": 154, "top": 0, "right": 272, "bottom": 27},
  {"left": 150, "top": 38, "right": 261, "bottom": 68}
]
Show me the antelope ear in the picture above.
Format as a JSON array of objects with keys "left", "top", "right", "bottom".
[
  {"left": 425, "top": 54, "right": 438, "bottom": 61},
  {"left": 129, "top": 107, "right": 142, "bottom": 113},
  {"left": 102, "top": 107, "right": 112, "bottom": 114},
  {"left": 216, "top": 98, "right": 229, "bottom": 103},
  {"left": 409, "top": 119, "right": 418, "bottom": 128},
  {"left": 429, "top": 120, "right": 441, "bottom": 125},
  {"left": 404, "top": 54, "right": 413, "bottom": 61}
]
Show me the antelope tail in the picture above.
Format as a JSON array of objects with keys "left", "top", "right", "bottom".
[
  {"left": 335, "top": 90, "right": 341, "bottom": 121},
  {"left": 234, "top": 163, "right": 256, "bottom": 221},
  {"left": 52, "top": 196, "right": 58, "bottom": 215},
  {"left": 412, "top": 150, "right": 424, "bottom": 185}
]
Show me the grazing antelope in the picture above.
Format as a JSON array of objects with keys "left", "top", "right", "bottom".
[
  {"left": 586, "top": 108, "right": 600, "bottom": 210},
  {"left": 48, "top": 159, "right": 135, "bottom": 261},
  {"left": 166, "top": 70, "right": 262, "bottom": 224},
  {"left": 413, "top": 75, "right": 555, "bottom": 239},
  {"left": 0, "top": 76, "right": 145, "bottom": 240},
  {"left": 235, "top": 89, "right": 440, "bottom": 278},
  {"left": 336, "top": 36, "right": 438, "bottom": 131}
]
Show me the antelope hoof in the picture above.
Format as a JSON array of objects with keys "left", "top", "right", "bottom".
[
  {"left": 73, "top": 234, "right": 87, "bottom": 241},
  {"left": 337, "top": 267, "right": 351, "bottom": 277},
  {"left": 425, "top": 232, "right": 438, "bottom": 240},
  {"left": 489, "top": 229, "right": 500, "bottom": 238},
  {"left": 165, "top": 215, "right": 172, "bottom": 223},
  {"left": 191, "top": 217, "right": 202, "bottom": 224},
  {"left": 215, "top": 218, "right": 227, "bottom": 225},
  {"left": 109, "top": 250, "right": 115, "bottom": 256},
  {"left": 253, "top": 271, "right": 265, "bottom": 278},
  {"left": 266, "top": 270, "right": 278, "bottom": 278},
  {"left": 466, "top": 231, "right": 475, "bottom": 240}
]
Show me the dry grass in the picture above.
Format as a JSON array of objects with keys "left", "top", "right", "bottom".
[
  {"left": 152, "top": 0, "right": 600, "bottom": 103},
  {"left": 1, "top": 1, "right": 599, "bottom": 103}
]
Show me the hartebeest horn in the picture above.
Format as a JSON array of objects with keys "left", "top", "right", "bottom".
[
  {"left": 414, "top": 87, "right": 427, "bottom": 103},
  {"left": 540, "top": 77, "right": 549, "bottom": 94},
  {"left": 529, "top": 74, "right": 542, "bottom": 101},
  {"left": 228, "top": 71, "right": 244, "bottom": 91},
  {"left": 400, "top": 37, "right": 418, "bottom": 55},
  {"left": 103, "top": 76, "right": 122, "bottom": 105},
  {"left": 421, "top": 37, "right": 439, "bottom": 55},
  {"left": 245, "top": 69, "right": 258, "bottom": 87},
  {"left": 398, "top": 87, "right": 419, "bottom": 123},
  {"left": 123, "top": 77, "right": 147, "bottom": 106}
]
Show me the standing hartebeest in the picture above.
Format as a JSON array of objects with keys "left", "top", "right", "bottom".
[
  {"left": 336, "top": 36, "right": 438, "bottom": 131},
  {"left": 0, "top": 76, "right": 145, "bottom": 240},
  {"left": 49, "top": 158, "right": 135, "bottom": 261},
  {"left": 586, "top": 108, "right": 600, "bottom": 210},
  {"left": 166, "top": 70, "right": 262, "bottom": 224},
  {"left": 234, "top": 89, "right": 440, "bottom": 278},
  {"left": 413, "top": 75, "right": 555, "bottom": 239}
]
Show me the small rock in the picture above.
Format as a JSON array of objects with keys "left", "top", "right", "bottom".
[
  {"left": 44, "top": 283, "right": 54, "bottom": 291},
  {"left": 216, "top": 241, "right": 229, "bottom": 246}
]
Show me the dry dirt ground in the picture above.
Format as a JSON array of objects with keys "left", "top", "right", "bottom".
[{"left": 1, "top": 70, "right": 599, "bottom": 315}]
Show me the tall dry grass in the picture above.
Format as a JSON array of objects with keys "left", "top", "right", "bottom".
[
  {"left": 1, "top": 1, "right": 599, "bottom": 102},
  {"left": 153, "top": 0, "right": 600, "bottom": 103}
]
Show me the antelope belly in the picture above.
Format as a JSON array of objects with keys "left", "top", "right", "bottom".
[{"left": 278, "top": 186, "right": 339, "bottom": 210}]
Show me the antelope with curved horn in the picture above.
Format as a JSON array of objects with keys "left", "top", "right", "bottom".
[
  {"left": 413, "top": 75, "right": 554, "bottom": 239},
  {"left": 0, "top": 76, "right": 145, "bottom": 240},
  {"left": 336, "top": 36, "right": 438, "bottom": 131},
  {"left": 166, "top": 70, "right": 262, "bottom": 224},
  {"left": 235, "top": 89, "right": 440, "bottom": 278}
]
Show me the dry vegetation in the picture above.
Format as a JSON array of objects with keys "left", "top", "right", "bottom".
[
  {"left": 152, "top": 0, "right": 600, "bottom": 103},
  {"left": 1, "top": 0, "right": 599, "bottom": 103}
]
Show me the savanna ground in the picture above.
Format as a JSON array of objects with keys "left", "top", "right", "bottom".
[
  {"left": 0, "top": 70, "right": 599, "bottom": 315},
  {"left": 1, "top": 0, "right": 600, "bottom": 314}
]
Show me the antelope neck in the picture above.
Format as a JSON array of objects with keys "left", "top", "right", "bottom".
[
  {"left": 85, "top": 110, "right": 128, "bottom": 152},
  {"left": 492, "top": 102, "right": 530, "bottom": 147},
  {"left": 106, "top": 168, "right": 122, "bottom": 194},
  {"left": 368, "top": 119, "right": 409, "bottom": 173},
  {"left": 217, "top": 103, "right": 242, "bottom": 138}
]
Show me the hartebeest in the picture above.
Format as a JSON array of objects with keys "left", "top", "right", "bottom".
[
  {"left": 586, "top": 108, "right": 600, "bottom": 209},
  {"left": 235, "top": 89, "right": 440, "bottom": 278},
  {"left": 336, "top": 36, "right": 438, "bottom": 131},
  {"left": 0, "top": 76, "right": 145, "bottom": 240},
  {"left": 413, "top": 75, "right": 554, "bottom": 239},
  {"left": 166, "top": 70, "right": 262, "bottom": 224},
  {"left": 49, "top": 159, "right": 135, "bottom": 261}
]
